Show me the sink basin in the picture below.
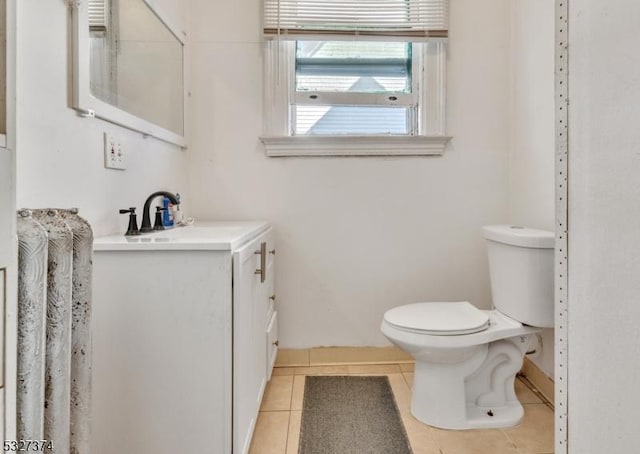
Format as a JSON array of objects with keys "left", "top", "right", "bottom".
[
  {"left": 151, "top": 225, "right": 248, "bottom": 239},
  {"left": 94, "top": 221, "right": 270, "bottom": 251}
]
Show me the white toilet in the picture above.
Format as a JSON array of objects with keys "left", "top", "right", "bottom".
[{"left": 381, "top": 225, "right": 554, "bottom": 430}]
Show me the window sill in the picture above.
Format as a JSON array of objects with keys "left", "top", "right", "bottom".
[{"left": 260, "top": 135, "right": 451, "bottom": 157}]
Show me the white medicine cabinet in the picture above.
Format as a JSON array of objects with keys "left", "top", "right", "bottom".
[{"left": 71, "top": 0, "right": 188, "bottom": 147}]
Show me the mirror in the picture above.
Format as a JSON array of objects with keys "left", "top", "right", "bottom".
[{"left": 73, "top": 0, "right": 187, "bottom": 146}]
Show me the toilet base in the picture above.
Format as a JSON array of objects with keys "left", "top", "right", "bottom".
[
  {"left": 411, "top": 400, "right": 525, "bottom": 430},
  {"left": 408, "top": 336, "right": 533, "bottom": 430},
  {"left": 381, "top": 309, "right": 541, "bottom": 430},
  {"left": 463, "top": 401, "right": 524, "bottom": 429}
]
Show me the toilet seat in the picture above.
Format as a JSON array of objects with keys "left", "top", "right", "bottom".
[{"left": 383, "top": 302, "right": 490, "bottom": 336}]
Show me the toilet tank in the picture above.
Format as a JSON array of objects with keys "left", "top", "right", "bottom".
[{"left": 483, "top": 225, "right": 554, "bottom": 328}]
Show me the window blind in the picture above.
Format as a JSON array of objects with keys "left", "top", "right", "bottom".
[
  {"left": 263, "top": 0, "right": 448, "bottom": 41},
  {"left": 88, "top": 0, "right": 108, "bottom": 32}
]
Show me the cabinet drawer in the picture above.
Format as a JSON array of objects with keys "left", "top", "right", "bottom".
[
  {"left": 266, "top": 276, "right": 275, "bottom": 322},
  {"left": 264, "top": 230, "right": 275, "bottom": 268},
  {"left": 266, "top": 311, "right": 278, "bottom": 381}
]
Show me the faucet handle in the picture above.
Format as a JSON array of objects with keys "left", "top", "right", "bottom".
[
  {"left": 153, "top": 206, "right": 167, "bottom": 230},
  {"left": 119, "top": 207, "right": 140, "bottom": 236}
]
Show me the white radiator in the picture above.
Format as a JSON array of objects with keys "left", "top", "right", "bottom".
[{"left": 17, "top": 209, "right": 93, "bottom": 454}]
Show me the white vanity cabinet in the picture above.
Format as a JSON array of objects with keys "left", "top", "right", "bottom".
[{"left": 92, "top": 223, "right": 277, "bottom": 454}]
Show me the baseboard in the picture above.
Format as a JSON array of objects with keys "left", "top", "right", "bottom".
[
  {"left": 275, "top": 346, "right": 413, "bottom": 367},
  {"left": 521, "top": 357, "right": 555, "bottom": 405}
]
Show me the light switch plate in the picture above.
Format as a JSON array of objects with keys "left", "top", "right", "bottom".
[{"left": 104, "top": 132, "right": 126, "bottom": 170}]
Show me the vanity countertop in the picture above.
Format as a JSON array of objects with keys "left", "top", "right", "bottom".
[{"left": 94, "top": 221, "right": 270, "bottom": 251}]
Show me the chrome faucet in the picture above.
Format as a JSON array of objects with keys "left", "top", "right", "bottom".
[{"left": 140, "top": 191, "right": 180, "bottom": 233}]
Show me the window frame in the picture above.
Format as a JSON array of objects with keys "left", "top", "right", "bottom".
[{"left": 261, "top": 40, "right": 451, "bottom": 157}]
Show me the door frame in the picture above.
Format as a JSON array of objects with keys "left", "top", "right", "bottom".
[
  {"left": 554, "top": 0, "right": 569, "bottom": 452},
  {"left": 3, "top": 0, "right": 17, "bottom": 441}
]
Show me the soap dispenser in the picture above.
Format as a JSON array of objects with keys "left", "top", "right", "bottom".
[{"left": 162, "top": 197, "right": 175, "bottom": 228}]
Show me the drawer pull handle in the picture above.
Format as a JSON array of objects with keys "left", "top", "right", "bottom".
[
  {"left": 269, "top": 295, "right": 276, "bottom": 301},
  {"left": 269, "top": 249, "right": 276, "bottom": 255},
  {"left": 273, "top": 340, "right": 279, "bottom": 347},
  {"left": 254, "top": 242, "right": 267, "bottom": 283}
]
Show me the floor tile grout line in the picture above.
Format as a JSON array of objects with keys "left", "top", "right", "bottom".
[
  {"left": 287, "top": 373, "right": 304, "bottom": 454},
  {"left": 283, "top": 409, "right": 292, "bottom": 454},
  {"left": 499, "top": 425, "right": 520, "bottom": 452},
  {"left": 501, "top": 401, "right": 553, "bottom": 454},
  {"left": 401, "top": 370, "right": 412, "bottom": 389},
  {"left": 517, "top": 373, "right": 554, "bottom": 411},
  {"left": 288, "top": 373, "right": 296, "bottom": 411},
  {"left": 276, "top": 361, "right": 414, "bottom": 368}
]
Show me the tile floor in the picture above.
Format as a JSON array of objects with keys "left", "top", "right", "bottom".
[{"left": 249, "top": 362, "right": 554, "bottom": 454}]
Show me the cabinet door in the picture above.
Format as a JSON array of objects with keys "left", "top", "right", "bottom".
[
  {"left": 264, "top": 232, "right": 277, "bottom": 380},
  {"left": 266, "top": 311, "right": 278, "bottom": 380},
  {"left": 92, "top": 251, "right": 233, "bottom": 454},
  {"left": 233, "top": 232, "right": 269, "bottom": 454}
]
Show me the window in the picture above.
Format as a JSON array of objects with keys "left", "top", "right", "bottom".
[
  {"left": 261, "top": 0, "right": 451, "bottom": 156},
  {"left": 294, "top": 41, "right": 414, "bottom": 135}
]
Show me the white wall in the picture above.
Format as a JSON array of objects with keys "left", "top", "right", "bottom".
[
  {"left": 508, "top": 0, "right": 556, "bottom": 378},
  {"left": 15, "top": 0, "right": 190, "bottom": 237},
  {"left": 568, "top": 0, "right": 640, "bottom": 451},
  {"left": 188, "top": 0, "right": 512, "bottom": 347}
]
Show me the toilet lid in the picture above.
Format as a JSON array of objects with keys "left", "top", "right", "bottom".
[{"left": 383, "top": 302, "right": 490, "bottom": 335}]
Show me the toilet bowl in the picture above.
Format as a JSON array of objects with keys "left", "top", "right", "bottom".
[
  {"left": 381, "top": 225, "right": 554, "bottom": 430},
  {"left": 382, "top": 303, "right": 539, "bottom": 429}
]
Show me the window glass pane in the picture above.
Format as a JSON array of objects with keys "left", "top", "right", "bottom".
[
  {"left": 296, "top": 41, "right": 411, "bottom": 94},
  {"left": 295, "top": 106, "right": 408, "bottom": 135}
]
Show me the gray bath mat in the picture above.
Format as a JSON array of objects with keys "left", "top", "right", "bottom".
[{"left": 299, "top": 375, "right": 413, "bottom": 454}]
